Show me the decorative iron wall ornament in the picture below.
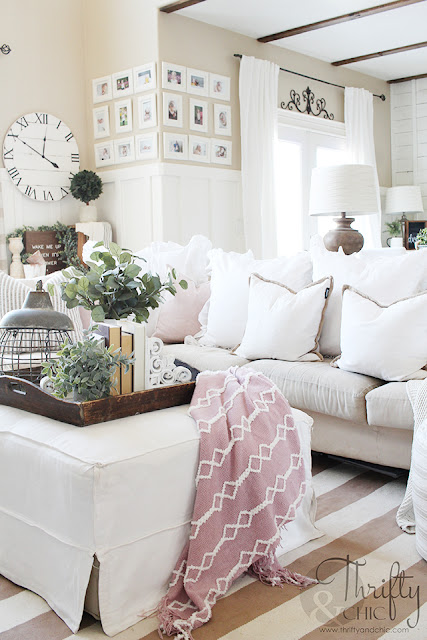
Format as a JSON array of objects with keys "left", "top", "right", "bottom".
[
  {"left": 281, "top": 86, "right": 334, "bottom": 120},
  {"left": 1, "top": 44, "right": 11, "bottom": 55}
]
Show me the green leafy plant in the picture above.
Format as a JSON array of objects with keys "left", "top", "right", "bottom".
[
  {"left": 416, "top": 227, "right": 427, "bottom": 245},
  {"left": 385, "top": 220, "right": 402, "bottom": 237},
  {"left": 60, "top": 241, "right": 187, "bottom": 323},
  {"left": 70, "top": 170, "right": 103, "bottom": 205},
  {"left": 42, "top": 332, "right": 133, "bottom": 401}
]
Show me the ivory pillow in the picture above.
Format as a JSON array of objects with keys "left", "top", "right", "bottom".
[
  {"left": 334, "top": 286, "right": 427, "bottom": 382},
  {"left": 235, "top": 274, "right": 333, "bottom": 362}
]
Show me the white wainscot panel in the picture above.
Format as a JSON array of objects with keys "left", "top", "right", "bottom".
[{"left": 119, "top": 177, "right": 153, "bottom": 251}]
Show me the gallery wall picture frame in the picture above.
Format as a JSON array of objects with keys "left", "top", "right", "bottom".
[
  {"left": 136, "top": 133, "right": 158, "bottom": 161},
  {"left": 134, "top": 62, "right": 156, "bottom": 93},
  {"left": 162, "top": 62, "right": 186, "bottom": 92},
  {"left": 404, "top": 219, "right": 427, "bottom": 249},
  {"left": 210, "top": 73, "right": 230, "bottom": 101},
  {"left": 112, "top": 69, "right": 134, "bottom": 98},
  {"left": 163, "top": 93, "right": 183, "bottom": 128},
  {"left": 211, "top": 138, "right": 232, "bottom": 165},
  {"left": 93, "top": 105, "right": 110, "bottom": 140},
  {"left": 94, "top": 141, "right": 115, "bottom": 168},
  {"left": 187, "top": 68, "right": 209, "bottom": 96},
  {"left": 189, "top": 98, "right": 208, "bottom": 133},
  {"left": 163, "top": 132, "right": 188, "bottom": 161},
  {"left": 138, "top": 93, "right": 157, "bottom": 129},
  {"left": 214, "top": 103, "right": 231, "bottom": 136},
  {"left": 93, "top": 75, "right": 113, "bottom": 104},
  {"left": 114, "top": 137, "right": 135, "bottom": 164},
  {"left": 189, "top": 135, "right": 210, "bottom": 163},
  {"left": 114, "top": 98, "right": 133, "bottom": 134}
]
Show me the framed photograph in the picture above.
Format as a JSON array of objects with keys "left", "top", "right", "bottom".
[
  {"left": 214, "top": 103, "right": 231, "bottom": 136},
  {"left": 189, "top": 135, "right": 210, "bottom": 163},
  {"left": 189, "top": 98, "right": 208, "bottom": 133},
  {"left": 92, "top": 105, "right": 110, "bottom": 139},
  {"left": 135, "top": 133, "right": 158, "bottom": 160},
  {"left": 211, "top": 138, "right": 232, "bottom": 165},
  {"left": 137, "top": 93, "right": 157, "bottom": 129},
  {"left": 112, "top": 69, "right": 134, "bottom": 98},
  {"left": 210, "top": 73, "right": 230, "bottom": 101},
  {"left": 163, "top": 133, "right": 188, "bottom": 161},
  {"left": 134, "top": 62, "right": 156, "bottom": 93},
  {"left": 162, "top": 62, "right": 186, "bottom": 92},
  {"left": 187, "top": 68, "right": 209, "bottom": 96},
  {"left": 163, "top": 93, "right": 183, "bottom": 128},
  {"left": 114, "top": 99, "right": 133, "bottom": 134},
  {"left": 92, "top": 75, "right": 112, "bottom": 103},
  {"left": 404, "top": 219, "right": 427, "bottom": 249},
  {"left": 94, "top": 141, "right": 115, "bottom": 167},
  {"left": 114, "top": 137, "right": 135, "bottom": 164}
]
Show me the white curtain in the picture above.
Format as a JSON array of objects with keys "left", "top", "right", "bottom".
[
  {"left": 239, "top": 56, "right": 279, "bottom": 258},
  {"left": 344, "top": 87, "right": 382, "bottom": 248}
]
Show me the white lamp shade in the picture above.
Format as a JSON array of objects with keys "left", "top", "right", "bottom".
[
  {"left": 309, "top": 164, "right": 378, "bottom": 216},
  {"left": 384, "top": 186, "right": 424, "bottom": 214}
]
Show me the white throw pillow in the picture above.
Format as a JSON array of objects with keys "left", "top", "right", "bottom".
[
  {"left": 135, "top": 235, "right": 212, "bottom": 284},
  {"left": 334, "top": 286, "right": 427, "bottom": 382},
  {"left": 310, "top": 235, "right": 427, "bottom": 356},
  {"left": 235, "top": 274, "right": 332, "bottom": 361},
  {"left": 200, "top": 249, "right": 313, "bottom": 349}
]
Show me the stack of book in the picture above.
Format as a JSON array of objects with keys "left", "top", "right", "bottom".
[{"left": 94, "top": 322, "right": 146, "bottom": 395}]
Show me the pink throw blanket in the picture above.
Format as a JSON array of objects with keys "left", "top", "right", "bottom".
[{"left": 158, "top": 367, "right": 314, "bottom": 639}]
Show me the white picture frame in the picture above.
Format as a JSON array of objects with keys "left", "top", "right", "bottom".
[
  {"left": 189, "top": 98, "right": 208, "bottom": 133},
  {"left": 189, "top": 135, "right": 210, "bottom": 163},
  {"left": 134, "top": 62, "right": 156, "bottom": 93},
  {"left": 112, "top": 69, "right": 134, "bottom": 98},
  {"left": 211, "top": 138, "right": 232, "bottom": 165},
  {"left": 94, "top": 141, "right": 115, "bottom": 167},
  {"left": 92, "top": 75, "right": 112, "bottom": 104},
  {"left": 114, "top": 137, "right": 135, "bottom": 163},
  {"left": 114, "top": 99, "right": 133, "bottom": 134},
  {"left": 92, "top": 105, "right": 110, "bottom": 140},
  {"left": 163, "top": 93, "right": 183, "bottom": 128},
  {"left": 137, "top": 93, "right": 157, "bottom": 129},
  {"left": 214, "top": 103, "right": 231, "bottom": 136},
  {"left": 210, "top": 73, "right": 230, "bottom": 101},
  {"left": 163, "top": 133, "right": 188, "bottom": 160},
  {"left": 162, "top": 62, "right": 186, "bottom": 92},
  {"left": 135, "top": 133, "right": 158, "bottom": 160},
  {"left": 187, "top": 68, "right": 209, "bottom": 96}
]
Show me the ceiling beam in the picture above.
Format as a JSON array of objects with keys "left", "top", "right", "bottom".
[
  {"left": 388, "top": 72, "right": 427, "bottom": 83},
  {"left": 332, "top": 40, "right": 427, "bottom": 66},
  {"left": 160, "top": 0, "right": 206, "bottom": 13},
  {"left": 257, "top": 0, "right": 426, "bottom": 43}
]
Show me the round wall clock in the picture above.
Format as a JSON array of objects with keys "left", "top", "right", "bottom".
[{"left": 2, "top": 112, "right": 80, "bottom": 201}]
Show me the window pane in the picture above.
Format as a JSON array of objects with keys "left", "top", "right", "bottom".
[{"left": 276, "top": 140, "right": 303, "bottom": 255}]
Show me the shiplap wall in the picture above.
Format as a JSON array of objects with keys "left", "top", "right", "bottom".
[{"left": 391, "top": 78, "right": 427, "bottom": 213}]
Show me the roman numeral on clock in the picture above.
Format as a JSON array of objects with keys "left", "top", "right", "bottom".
[
  {"left": 35, "top": 113, "right": 48, "bottom": 124},
  {"left": 43, "top": 190, "right": 54, "bottom": 201},
  {"left": 65, "top": 132, "right": 74, "bottom": 142},
  {"left": 17, "top": 117, "right": 28, "bottom": 130},
  {"left": 8, "top": 167, "right": 20, "bottom": 180},
  {"left": 3, "top": 148, "right": 13, "bottom": 160},
  {"left": 71, "top": 153, "right": 79, "bottom": 163},
  {"left": 61, "top": 187, "right": 69, "bottom": 197},
  {"left": 25, "top": 185, "right": 37, "bottom": 199}
]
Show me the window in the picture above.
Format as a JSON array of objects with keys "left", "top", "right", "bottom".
[{"left": 275, "top": 111, "right": 347, "bottom": 255}]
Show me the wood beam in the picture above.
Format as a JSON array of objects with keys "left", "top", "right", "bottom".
[
  {"left": 257, "top": 0, "right": 426, "bottom": 43},
  {"left": 332, "top": 40, "right": 427, "bottom": 66},
  {"left": 388, "top": 72, "right": 427, "bottom": 83},
  {"left": 160, "top": 0, "right": 206, "bottom": 13}
]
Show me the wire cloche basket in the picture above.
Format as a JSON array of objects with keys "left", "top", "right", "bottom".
[{"left": 0, "top": 280, "right": 74, "bottom": 383}]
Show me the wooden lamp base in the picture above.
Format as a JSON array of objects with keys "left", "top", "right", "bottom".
[{"left": 323, "top": 212, "right": 364, "bottom": 255}]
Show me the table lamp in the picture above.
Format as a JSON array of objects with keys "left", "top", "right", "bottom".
[
  {"left": 309, "top": 164, "right": 378, "bottom": 254},
  {"left": 384, "top": 186, "right": 424, "bottom": 221}
]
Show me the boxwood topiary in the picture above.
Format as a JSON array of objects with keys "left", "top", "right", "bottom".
[{"left": 70, "top": 170, "right": 103, "bottom": 205}]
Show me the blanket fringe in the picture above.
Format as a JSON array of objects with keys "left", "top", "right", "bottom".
[
  {"left": 249, "top": 554, "right": 317, "bottom": 588},
  {"left": 158, "top": 597, "right": 194, "bottom": 640}
]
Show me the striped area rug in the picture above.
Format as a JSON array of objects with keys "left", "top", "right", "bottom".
[{"left": 1, "top": 456, "right": 425, "bottom": 640}]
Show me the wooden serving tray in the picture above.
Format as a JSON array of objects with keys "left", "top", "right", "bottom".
[{"left": 0, "top": 375, "right": 195, "bottom": 427}]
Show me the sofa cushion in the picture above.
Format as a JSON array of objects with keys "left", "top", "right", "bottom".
[
  {"left": 366, "top": 383, "right": 414, "bottom": 431},
  {"left": 241, "top": 359, "right": 384, "bottom": 424},
  {"left": 162, "top": 343, "right": 250, "bottom": 372}
]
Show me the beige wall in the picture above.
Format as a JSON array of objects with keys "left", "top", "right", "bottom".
[
  {"left": 0, "top": 0, "right": 88, "bottom": 169},
  {"left": 158, "top": 12, "right": 391, "bottom": 186}
]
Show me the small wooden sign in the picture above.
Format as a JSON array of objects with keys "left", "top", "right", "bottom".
[
  {"left": 24, "top": 230, "right": 65, "bottom": 274},
  {"left": 404, "top": 220, "right": 427, "bottom": 250}
]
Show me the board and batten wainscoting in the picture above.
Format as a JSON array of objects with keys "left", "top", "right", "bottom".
[{"left": 0, "top": 164, "right": 244, "bottom": 257}]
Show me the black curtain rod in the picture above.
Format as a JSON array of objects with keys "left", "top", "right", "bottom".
[{"left": 233, "top": 54, "right": 386, "bottom": 101}]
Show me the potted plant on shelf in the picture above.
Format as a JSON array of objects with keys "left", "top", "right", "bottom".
[
  {"left": 385, "top": 219, "right": 403, "bottom": 248},
  {"left": 42, "top": 332, "right": 133, "bottom": 401},
  {"left": 70, "top": 169, "right": 103, "bottom": 223},
  {"left": 415, "top": 227, "right": 427, "bottom": 250}
]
